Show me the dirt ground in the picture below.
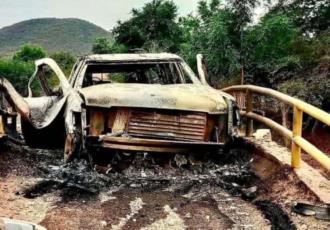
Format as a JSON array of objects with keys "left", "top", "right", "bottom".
[
  {"left": 251, "top": 151, "right": 330, "bottom": 230},
  {"left": 0, "top": 141, "right": 329, "bottom": 230}
]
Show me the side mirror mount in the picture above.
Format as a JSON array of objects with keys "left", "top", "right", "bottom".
[{"left": 196, "top": 54, "right": 208, "bottom": 85}]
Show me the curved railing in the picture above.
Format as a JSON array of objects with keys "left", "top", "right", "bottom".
[{"left": 222, "top": 85, "right": 330, "bottom": 171}]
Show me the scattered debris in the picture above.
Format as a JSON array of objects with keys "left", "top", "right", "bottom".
[
  {"left": 255, "top": 200, "right": 296, "bottom": 230},
  {"left": 174, "top": 154, "right": 188, "bottom": 167},
  {"left": 94, "top": 164, "right": 112, "bottom": 174},
  {"left": 292, "top": 203, "right": 330, "bottom": 220},
  {"left": 17, "top": 147, "right": 260, "bottom": 203},
  {"left": 241, "top": 186, "right": 258, "bottom": 200}
]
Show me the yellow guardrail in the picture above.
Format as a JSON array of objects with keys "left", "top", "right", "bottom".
[
  {"left": 0, "top": 115, "right": 4, "bottom": 135},
  {"left": 222, "top": 85, "right": 330, "bottom": 171}
]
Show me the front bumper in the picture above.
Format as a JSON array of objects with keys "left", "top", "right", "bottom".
[{"left": 86, "top": 135, "right": 224, "bottom": 153}]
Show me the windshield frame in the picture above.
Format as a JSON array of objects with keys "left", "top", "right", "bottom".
[{"left": 72, "top": 59, "right": 201, "bottom": 89}]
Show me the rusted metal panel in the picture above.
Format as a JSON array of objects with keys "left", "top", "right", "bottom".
[
  {"left": 89, "top": 108, "right": 210, "bottom": 142},
  {"left": 95, "top": 136, "right": 224, "bottom": 153},
  {"left": 85, "top": 107, "right": 228, "bottom": 152},
  {"left": 205, "top": 115, "right": 217, "bottom": 141},
  {"left": 127, "top": 110, "right": 207, "bottom": 141},
  {"left": 89, "top": 110, "right": 105, "bottom": 135},
  {"left": 112, "top": 108, "right": 130, "bottom": 133}
]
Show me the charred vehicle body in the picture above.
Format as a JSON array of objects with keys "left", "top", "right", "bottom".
[
  {"left": 0, "top": 53, "right": 240, "bottom": 161},
  {"left": 0, "top": 90, "right": 19, "bottom": 142}
]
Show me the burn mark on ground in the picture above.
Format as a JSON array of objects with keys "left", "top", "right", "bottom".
[{"left": 255, "top": 200, "right": 296, "bottom": 230}]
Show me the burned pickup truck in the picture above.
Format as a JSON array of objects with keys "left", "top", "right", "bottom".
[{"left": 1, "top": 53, "right": 240, "bottom": 162}]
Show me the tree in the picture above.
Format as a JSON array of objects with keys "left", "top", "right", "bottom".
[
  {"left": 178, "top": 0, "right": 258, "bottom": 85},
  {"left": 243, "top": 13, "right": 300, "bottom": 76},
  {"left": 113, "top": 0, "right": 183, "bottom": 52},
  {"left": 92, "top": 37, "right": 127, "bottom": 54},
  {"left": 13, "top": 44, "right": 46, "bottom": 62},
  {"left": 202, "top": 9, "right": 240, "bottom": 83},
  {"left": 272, "top": 0, "right": 330, "bottom": 35},
  {"left": 178, "top": 0, "right": 274, "bottom": 86},
  {"left": 50, "top": 51, "right": 76, "bottom": 75},
  {"left": 178, "top": 15, "right": 200, "bottom": 71},
  {"left": 0, "top": 59, "right": 34, "bottom": 95},
  {"left": 230, "top": 0, "right": 263, "bottom": 83},
  {"left": 0, "top": 45, "right": 46, "bottom": 95},
  {"left": 278, "top": 74, "right": 330, "bottom": 110}
]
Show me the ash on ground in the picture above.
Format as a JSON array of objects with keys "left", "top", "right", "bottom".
[{"left": 22, "top": 147, "right": 257, "bottom": 201}]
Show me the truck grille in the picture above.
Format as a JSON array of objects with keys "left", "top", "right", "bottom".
[{"left": 127, "top": 110, "right": 207, "bottom": 141}]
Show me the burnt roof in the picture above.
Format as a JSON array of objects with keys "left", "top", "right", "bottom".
[{"left": 84, "top": 53, "right": 182, "bottom": 62}]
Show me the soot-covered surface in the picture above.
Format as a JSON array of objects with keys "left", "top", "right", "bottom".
[
  {"left": 20, "top": 145, "right": 262, "bottom": 202},
  {"left": 0, "top": 141, "right": 312, "bottom": 229}
]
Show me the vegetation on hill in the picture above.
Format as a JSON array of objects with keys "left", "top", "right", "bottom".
[
  {"left": 0, "top": 18, "right": 111, "bottom": 57},
  {"left": 92, "top": 37, "right": 127, "bottom": 54},
  {"left": 13, "top": 44, "right": 46, "bottom": 62}
]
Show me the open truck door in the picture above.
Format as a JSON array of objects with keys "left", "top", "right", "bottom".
[
  {"left": 21, "top": 58, "right": 71, "bottom": 148},
  {"left": 0, "top": 58, "right": 82, "bottom": 150}
]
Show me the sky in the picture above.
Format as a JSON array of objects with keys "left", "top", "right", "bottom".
[
  {"left": 0, "top": 0, "right": 200, "bottom": 30},
  {"left": 0, "top": 0, "right": 270, "bottom": 30}
]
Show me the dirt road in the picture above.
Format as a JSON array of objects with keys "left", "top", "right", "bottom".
[{"left": 0, "top": 141, "right": 328, "bottom": 229}]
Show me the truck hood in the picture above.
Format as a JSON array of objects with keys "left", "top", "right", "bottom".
[{"left": 79, "top": 83, "right": 231, "bottom": 114}]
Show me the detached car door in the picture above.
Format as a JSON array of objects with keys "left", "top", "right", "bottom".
[{"left": 22, "top": 58, "right": 71, "bottom": 148}]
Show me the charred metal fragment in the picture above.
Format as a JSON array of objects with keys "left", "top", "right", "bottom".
[{"left": 0, "top": 77, "right": 29, "bottom": 119}]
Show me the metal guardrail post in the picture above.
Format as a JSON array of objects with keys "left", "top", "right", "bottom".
[
  {"left": 0, "top": 115, "right": 4, "bottom": 134},
  {"left": 246, "top": 90, "right": 253, "bottom": 136},
  {"left": 291, "top": 106, "right": 303, "bottom": 168}
]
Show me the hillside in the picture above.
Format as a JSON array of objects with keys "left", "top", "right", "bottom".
[{"left": 0, "top": 18, "right": 111, "bottom": 57}]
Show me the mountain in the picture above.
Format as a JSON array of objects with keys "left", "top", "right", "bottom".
[{"left": 0, "top": 18, "right": 111, "bottom": 57}]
